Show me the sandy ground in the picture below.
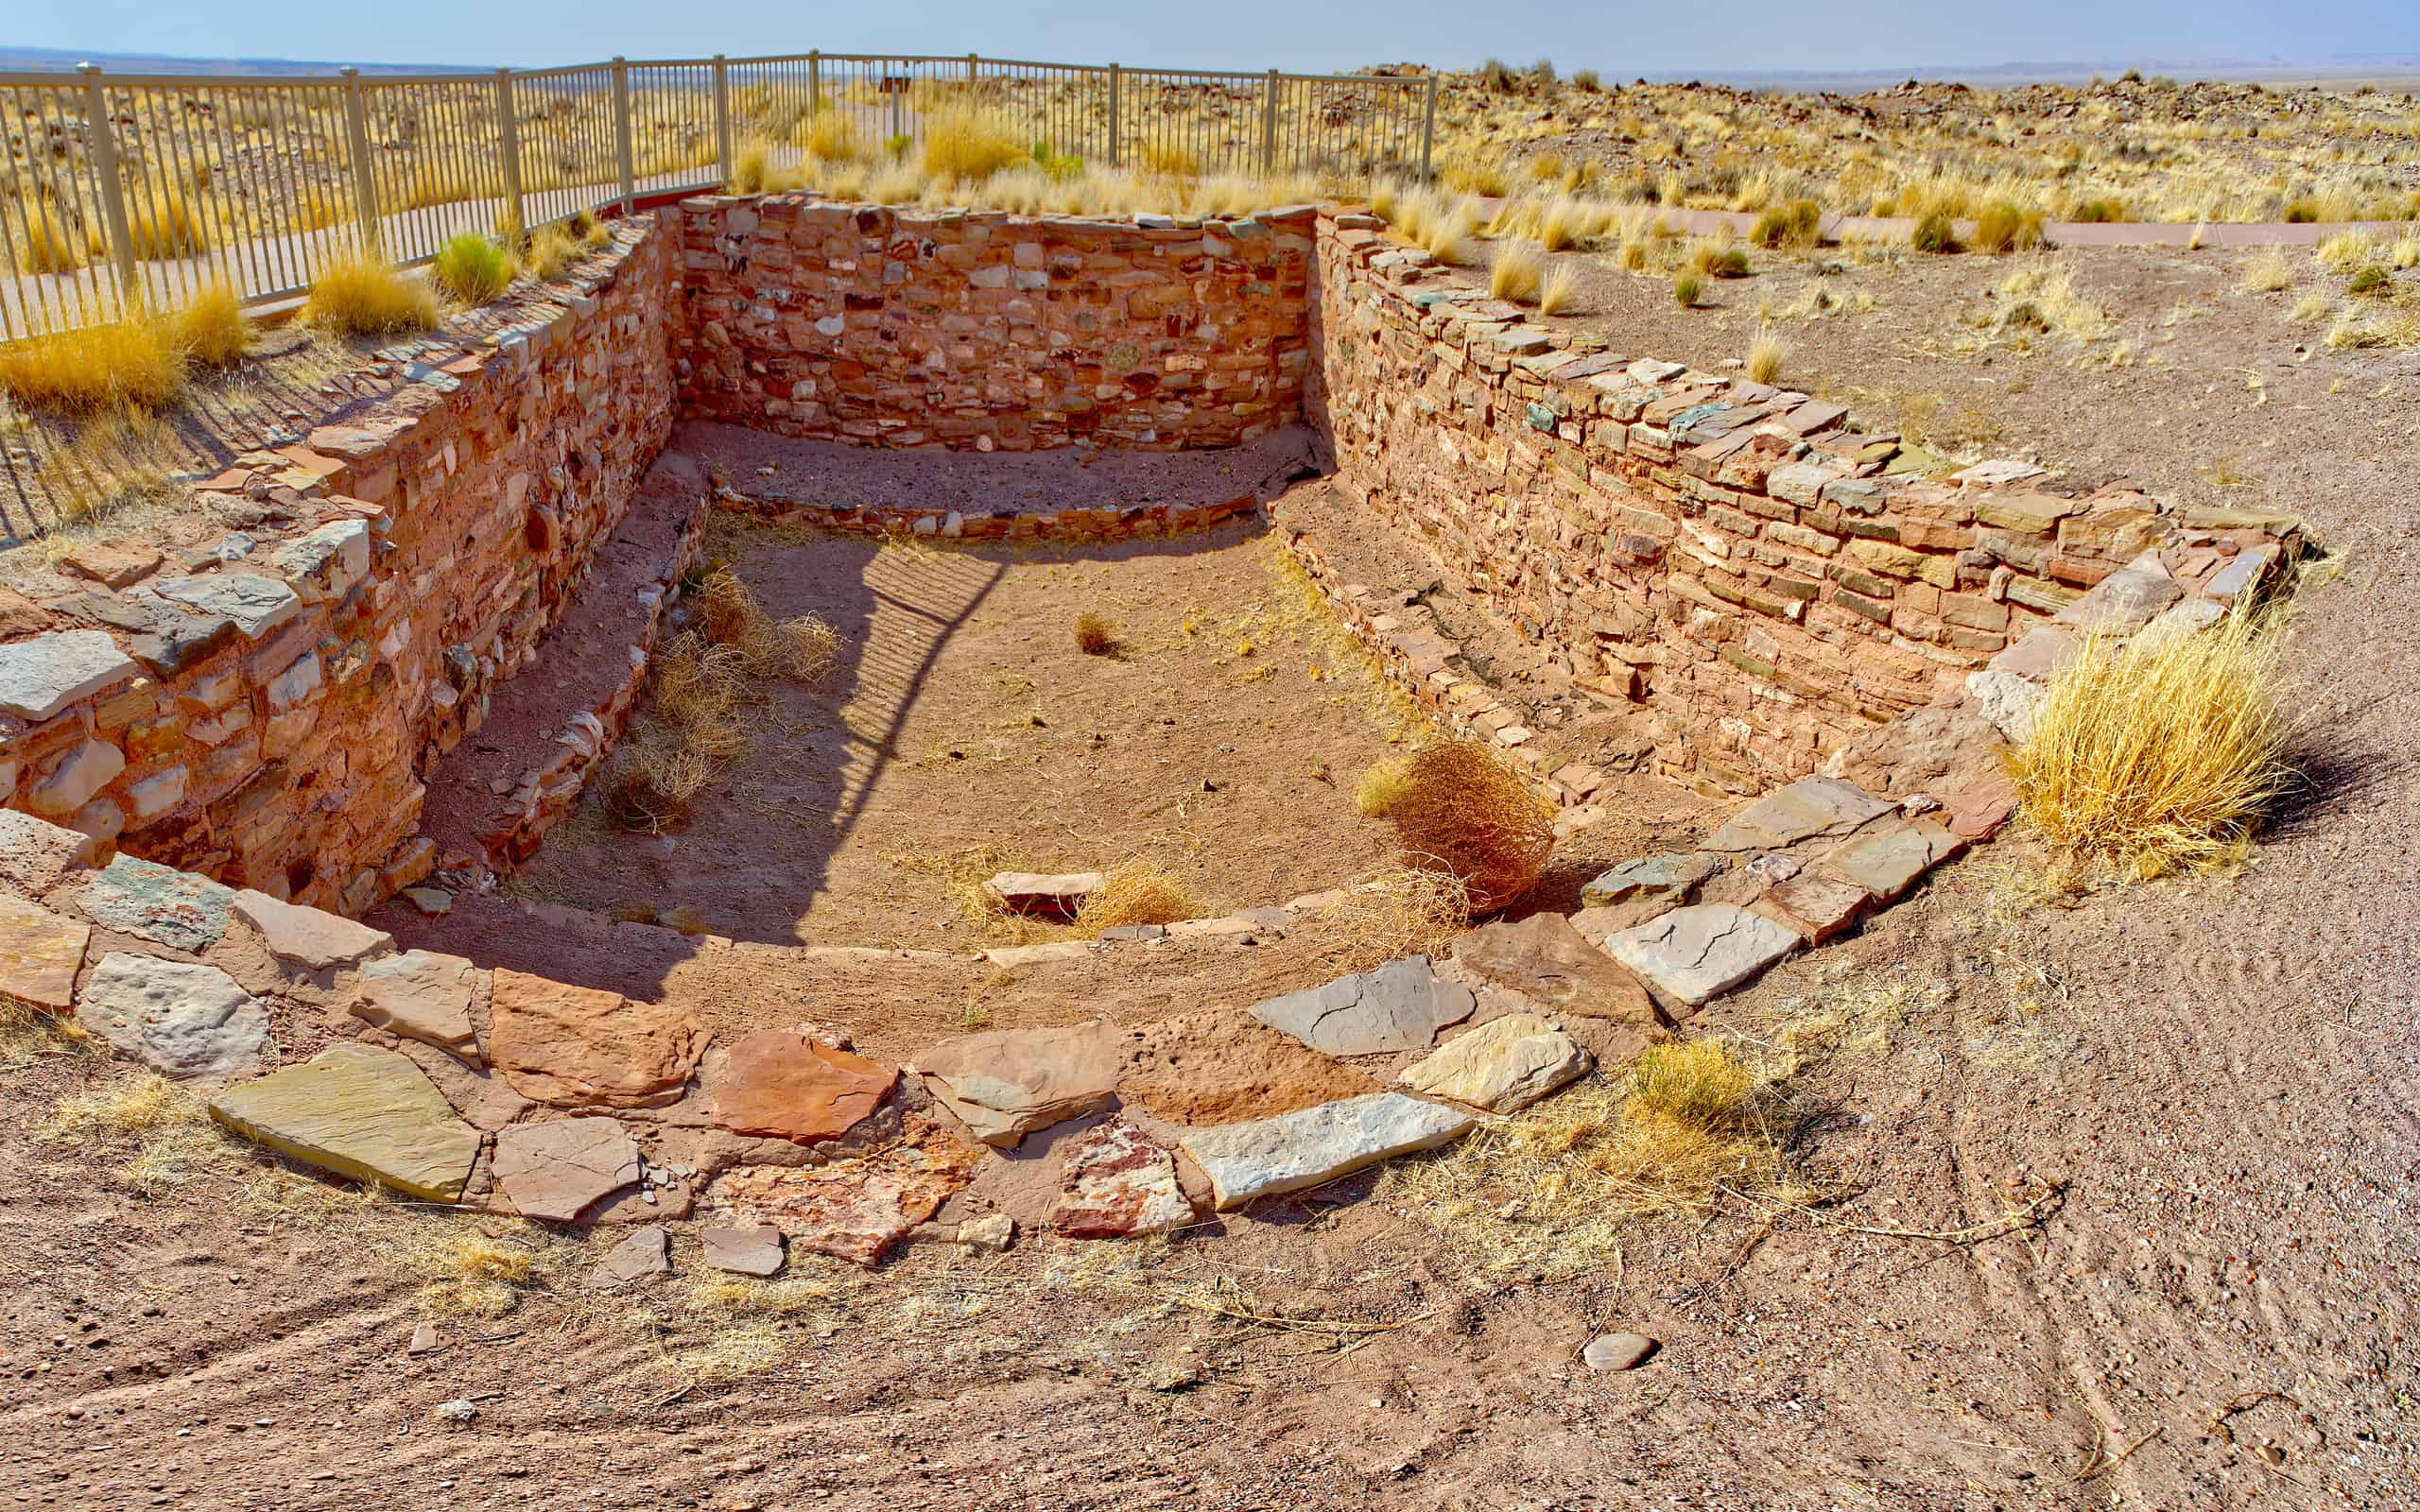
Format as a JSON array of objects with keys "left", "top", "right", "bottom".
[{"left": 1, "top": 237, "right": 2415, "bottom": 1510}]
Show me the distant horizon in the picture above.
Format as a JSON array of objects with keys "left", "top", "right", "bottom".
[{"left": 5, "top": 41, "right": 2420, "bottom": 91}]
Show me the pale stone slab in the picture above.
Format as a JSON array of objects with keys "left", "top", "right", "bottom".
[
  {"left": 232, "top": 888, "right": 394, "bottom": 971},
  {"left": 1601, "top": 903, "right": 1799, "bottom": 1008},
  {"left": 1452, "top": 913, "right": 1661, "bottom": 1025},
  {"left": 2053, "top": 562, "right": 2181, "bottom": 636},
  {"left": 1177, "top": 1092, "right": 1477, "bottom": 1211},
  {"left": 1704, "top": 777, "right": 1895, "bottom": 852},
  {"left": 77, "top": 952, "right": 268, "bottom": 1078},
  {"left": 1580, "top": 852, "right": 1725, "bottom": 908},
  {"left": 0, "top": 892, "right": 90, "bottom": 1009},
  {"left": 1821, "top": 818, "right": 1967, "bottom": 902},
  {"left": 354, "top": 950, "right": 481, "bottom": 1063},
  {"left": 1249, "top": 955, "right": 1476, "bottom": 1057},
  {"left": 701, "top": 1225, "right": 786, "bottom": 1277},
  {"left": 75, "top": 854, "right": 235, "bottom": 953},
  {"left": 712, "top": 1029, "right": 896, "bottom": 1143},
  {"left": 588, "top": 1225, "right": 671, "bottom": 1288},
  {"left": 491, "top": 1117, "right": 643, "bottom": 1222},
  {"left": 28, "top": 740, "right": 125, "bottom": 817},
  {"left": 1965, "top": 670, "right": 2046, "bottom": 745},
  {"left": 208, "top": 1042, "right": 481, "bottom": 1200},
  {"left": 982, "top": 871, "right": 1103, "bottom": 919},
  {"left": 1398, "top": 1013, "right": 1591, "bottom": 1113},
  {"left": 152, "top": 573, "right": 301, "bottom": 639},
  {"left": 0, "top": 630, "right": 138, "bottom": 721},
  {"left": 915, "top": 1022, "right": 1119, "bottom": 1147},
  {"left": 487, "top": 968, "right": 709, "bottom": 1109}
]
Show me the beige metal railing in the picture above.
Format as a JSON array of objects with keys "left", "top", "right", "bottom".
[{"left": 0, "top": 51, "right": 1434, "bottom": 341}]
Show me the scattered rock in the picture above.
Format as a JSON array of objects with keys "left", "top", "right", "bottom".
[
  {"left": 207, "top": 1043, "right": 481, "bottom": 1200},
  {"left": 1582, "top": 1332, "right": 1659, "bottom": 1371},
  {"left": 73, "top": 854, "right": 235, "bottom": 953},
  {"left": 1398, "top": 1013, "right": 1591, "bottom": 1113},
  {"left": 982, "top": 870, "right": 1103, "bottom": 919},
  {"left": 1178, "top": 1092, "right": 1476, "bottom": 1211},
  {"left": 1048, "top": 1118, "right": 1196, "bottom": 1238},
  {"left": 0, "top": 810, "right": 99, "bottom": 898},
  {"left": 400, "top": 886, "right": 453, "bottom": 917},
  {"left": 0, "top": 629, "right": 138, "bottom": 721},
  {"left": 1249, "top": 955, "right": 1476, "bottom": 1056},
  {"left": 1749, "top": 872, "right": 1872, "bottom": 945},
  {"left": 954, "top": 1212, "right": 1016, "bottom": 1253},
  {"left": 588, "top": 1225, "right": 672, "bottom": 1289},
  {"left": 1964, "top": 669, "right": 2046, "bottom": 745},
  {"left": 1452, "top": 913, "right": 1663, "bottom": 1025},
  {"left": 1579, "top": 852, "right": 1724, "bottom": 908},
  {"left": 0, "top": 892, "right": 90, "bottom": 1008},
  {"left": 1601, "top": 903, "right": 1799, "bottom": 1009},
  {"left": 700, "top": 1225, "right": 786, "bottom": 1277},
  {"left": 76, "top": 953, "right": 268, "bottom": 1078},
  {"left": 915, "top": 1022, "right": 1120, "bottom": 1146},
  {"left": 487, "top": 968, "right": 709, "bottom": 1108},
  {"left": 491, "top": 1117, "right": 644, "bottom": 1222},
  {"left": 353, "top": 950, "right": 482, "bottom": 1064},
  {"left": 1704, "top": 777, "right": 1895, "bottom": 852},
  {"left": 406, "top": 1322, "right": 441, "bottom": 1355},
  {"left": 712, "top": 1116, "right": 982, "bottom": 1266},
  {"left": 1821, "top": 818, "right": 1967, "bottom": 902},
  {"left": 231, "top": 888, "right": 393, "bottom": 971},
  {"left": 711, "top": 1029, "right": 897, "bottom": 1143}
]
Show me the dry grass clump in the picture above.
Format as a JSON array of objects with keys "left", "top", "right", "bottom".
[
  {"left": 1069, "top": 858, "right": 1201, "bottom": 936},
  {"left": 1299, "top": 866, "right": 1472, "bottom": 973},
  {"left": 1673, "top": 272, "right": 1703, "bottom": 308},
  {"left": 698, "top": 563, "right": 838, "bottom": 680},
  {"left": 1388, "top": 1040, "right": 1787, "bottom": 1278},
  {"left": 0, "top": 315, "right": 186, "bottom": 414},
  {"left": 2238, "top": 248, "right": 2294, "bottom": 293},
  {"left": 176, "top": 283, "right": 251, "bottom": 367},
  {"left": 396, "top": 1227, "right": 547, "bottom": 1317},
  {"left": 1490, "top": 240, "right": 1545, "bottom": 302},
  {"left": 1910, "top": 210, "right": 1959, "bottom": 253},
  {"left": 1073, "top": 610, "right": 1118, "bottom": 655},
  {"left": 1362, "top": 740, "right": 1553, "bottom": 915},
  {"left": 2010, "top": 610, "right": 2293, "bottom": 879},
  {"left": 1747, "top": 327, "right": 1788, "bottom": 383},
  {"left": 1749, "top": 198, "right": 1824, "bottom": 249},
  {"left": 18, "top": 198, "right": 90, "bottom": 273},
  {"left": 127, "top": 183, "right": 210, "bottom": 259},
  {"left": 1538, "top": 264, "right": 1580, "bottom": 316},
  {"left": 523, "top": 222, "right": 580, "bottom": 282},
  {"left": 1970, "top": 201, "right": 2047, "bottom": 253},
  {"left": 431, "top": 232, "right": 516, "bottom": 304},
  {"left": 304, "top": 254, "right": 439, "bottom": 335},
  {"left": 922, "top": 104, "right": 1026, "bottom": 183},
  {"left": 47, "top": 1071, "right": 248, "bottom": 1194}
]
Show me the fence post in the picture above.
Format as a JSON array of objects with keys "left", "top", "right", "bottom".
[
  {"left": 1260, "top": 69, "right": 1280, "bottom": 175},
  {"left": 712, "top": 55, "right": 733, "bottom": 187},
  {"left": 77, "top": 63, "right": 139, "bottom": 306},
  {"left": 339, "top": 67, "right": 381, "bottom": 255},
  {"left": 493, "top": 68, "right": 525, "bottom": 239},
  {"left": 808, "top": 51, "right": 821, "bottom": 116},
  {"left": 611, "top": 57, "right": 636, "bottom": 215},
  {"left": 967, "top": 52, "right": 979, "bottom": 87},
  {"left": 1420, "top": 73, "right": 1440, "bottom": 181},
  {"left": 1106, "top": 63, "right": 1121, "bottom": 168}
]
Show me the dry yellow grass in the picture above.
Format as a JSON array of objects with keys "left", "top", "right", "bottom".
[
  {"left": 397, "top": 1228, "right": 546, "bottom": 1317},
  {"left": 1354, "top": 750, "right": 1415, "bottom": 817},
  {"left": 304, "top": 254, "right": 439, "bottom": 335},
  {"left": 523, "top": 223, "right": 580, "bottom": 282},
  {"left": 804, "top": 111, "right": 862, "bottom": 164},
  {"left": 1298, "top": 866, "right": 1471, "bottom": 973},
  {"left": 18, "top": 198, "right": 90, "bottom": 273},
  {"left": 1073, "top": 610, "right": 1118, "bottom": 655},
  {"left": 2010, "top": 609, "right": 2293, "bottom": 878},
  {"left": 1747, "top": 327, "right": 1788, "bottom": 383},
  {"left": 922, "top": 104, "right": 1026, "bottom": 183},
  {"left": 174, "top": 283, "right": 250, "bottom": 367},
  {"left": 126, "top": 183, "right": 210, "bottom": 259},
  {"left": 2238, "top": 248, "right": 2294, "bottom": 293},
  {"left": 1069, "top": 859, "right": 1201, "bottom": 936},
  {"left": 1490, "top": 240, "right": 1545, "bottom": 302},
  {"left": 1374, "top": 740, "right": 1554, "bottom": 914},
  {"left": 0, "top": 315, "right": 186, "bottom": 414},
  {"left": 1538, "top": 264, "right": 1580, "bottom": 316}
]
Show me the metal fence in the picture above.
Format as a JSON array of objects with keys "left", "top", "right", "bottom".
[{"left": 0, "top": 52, "right": 1435, "bottom": 341}]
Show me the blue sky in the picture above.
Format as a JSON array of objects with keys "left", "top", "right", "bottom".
[{"left": 12, "top": 0, "right": 2420, "bottom": 76}]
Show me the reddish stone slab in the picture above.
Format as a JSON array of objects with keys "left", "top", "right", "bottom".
[{"left": 711, "top": 1029, "right": 897, "bottom": 1143}]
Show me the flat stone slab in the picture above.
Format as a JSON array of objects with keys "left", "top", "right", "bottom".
[
  {"left": 1177, "top": 1092, "right": 1477, "bottom": 1211},
  {"left": 0, "top": 892, "right": 90, "bottom": 1009},
  {"left": 0, "top": 810, "right": 99, "bottom": 898},
  {"left": 1047, "top": 1118, "right": 1197, "bottom": 1239},
  {"left": 488, "top": 968, "right": 709, "bottom": 1109},
  {"left": 1398, "top": 1013, "right": 1590, "bottom": 1113},
  {"left": 208, "top": 1042, "right": 481, "bottom": 1200},
  {"left": 1452, "top": 913, "right": 1662, "bottom": 1024},
  {"left": 711, "top": 1029, "right": 897, "bottom": 1143},
  {"left": 1964, "top": 670, "right": 2045, "bottom": 745},
  {"left": 982, "top": 870, "right": 1103, "bottom": 919},
  {"left": 74, "top": 855, "right": 235, "bottom": 953},
  {"left": 0, "top": 629, "right": 138, "bottom": 721},
  {"left": 700, "top": 1225, "right": 786, "bottom": 1277},
  {"left": 2053, "top": 562, "right": 2181, "bottom": 636},
  {"left": 353, "top": 950, "right": 481, "bottom": 1063},
  {"left": 491, "top": 1117, "right": 643, "bottom": 1222},
  {"left": 77, "top": 952, "right": 268, "bottom": 1078},
  {"left": 152, "top": 573, "right": 301, "bottom": 639},
  {"left": 1580, "top": 852, "right": 1725, "bottom": 909},
  {"left": 1601, "top": 903, "right": 1799, "bottom": 1008},
  {"left": 1750, "top": 873, "right": 1872, "bottom": 945},
  {"left": 1821, "top": 818, "right": 1966, "bottom": 902},
  {"left": 1249, "top": 955, "right": 1476, "bottom": 1057},
  {"left": 231, "top": 888, "right": 393, "bottom": 971},
  {"left": 915, "top": 1022, "right": 1120, "bottom": 1147},
  {"left": 588, "top": 1225, "right": 671, "bottom": 1289},
  {"left": 1704, "top": 777, "right": 1895, "bottom": 852},
  {"left": 711, "top": 1116, "right": 982, "bottom": 1266}
]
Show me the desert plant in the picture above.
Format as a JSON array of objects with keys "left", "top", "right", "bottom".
[
  {"left": 921, "top": 103, "right": 1025, "bottom": 183},
  {"left": 1910, "top": 211, "right": 1958, "bottom": 253},
  {"left": 1673, "top": 272, "right": 1703, "bottom": 308},
  {"left": 573, "top": 209, "right": 611, "bottom": 248},
  {"left": 2010, "top": 609, "right": 2292, "bottom": 879},
  {"left": 2066, "top": 197, "right": 2127, "bottom": 224},
  {"left": 2348, "top": 264, "right": 2390, "bottom": 296},
  {"left": 173, "top": 284, "right": 250, "bottom": 367},
  {"left": 2238, "top": 249, "right": 2293, "bottom": 293},
  {"left": 18, "top": 198, "right": 89, "bottom": 273},
  {"left": 1746, "top": 327, "right": 1788, "bottom": 384},
  {"left": 1750, "top": 198, "right": 1823, "bottom": 249},
  {"left": 1372, "top": 739, "right": 1554, "bottom": 914},
  {"left": 0, "top": 316, "right": 185, "bottom": 414},
  {"left": 728, "top": 138, "right": 774, "bottom": 195},
  {"left": 430, "top": 232, "right": 515, "bottom": 305},
  {"left": 1491, "top": 240, "right": 1545, "bottom": 302},
  {"left": 1069, "top": 859, "right": 1199, "bottom": 936},
  {"left": 304, "top": 254, "right": 439, "bottom": 335},
  {"left": 127, "top": 183, "right": 210, "bottom": 259},
  {"left": 1073, "top": 611, "right": 1118, "bottom": 656},
  {"left": 1539, "top": 264, "right": 1580, "bottom": 316},
  {"left": 523, "top": 223, "right": 579, "bottom": 282},
  {"left": 804, "top": 112, "right": 861, "bottom": 164},
  {"left": 1971, "top": 201, "right": 2045, "bottom": 253},
  {"left": 1571, "top": 69, "right": 1602, "bottom": 92}
]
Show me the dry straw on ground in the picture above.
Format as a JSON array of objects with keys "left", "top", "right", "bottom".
[
  {"left": 1360, "top": 740, "right": 1554, "bottom": 914},
  {"left": 1073, "top": 611, "right": 1118, "bottom": 655}
]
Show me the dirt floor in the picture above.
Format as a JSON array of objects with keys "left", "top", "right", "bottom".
[{"left": 2, "top": 230, "right": 2417, "bottom": 1511}]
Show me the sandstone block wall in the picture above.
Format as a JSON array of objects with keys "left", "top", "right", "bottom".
[
  {"left": 0, "top": 224, "right": 677, "bottom": 914},
  {"left": 672, "top": 197, "right": 1315, "bottom": 451},
  {"left": 1307, "top": 214, "right": 2301, "bottom": 792}
]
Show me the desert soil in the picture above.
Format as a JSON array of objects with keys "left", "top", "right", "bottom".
[{"left": 1, "top": 236, "right": 2415, "bottom": 1511}]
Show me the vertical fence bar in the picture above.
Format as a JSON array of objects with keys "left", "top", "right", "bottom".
[
  {"left": 712, "top": 55, "right": 732, "bottom": 187},
  {"left": 1420, "top": 73, "right": 1439, "bottom": 181},
  {"left": 78, "top": 64, "right": 137, "bottom": 308},
  {"left": 341, "top": 67, "right": 380, "bottom": 251},
  {"left": 611, "top": 57, "right": 635, "bottom": 214},
  {"left": 1106, "top": 63, "right": 1121, "bottom": 167},
  {"left": 808, "top": 51, "right": 821, "bottom": 117},
  {"left": 495, "top": 69, "right": 526, "bottom": 237},
  {"left": 967, "top": 52, "right": 979, "bottom": 86},
  {"left": 1261, "top": 68, "right": 1279, "bottom": 174}
]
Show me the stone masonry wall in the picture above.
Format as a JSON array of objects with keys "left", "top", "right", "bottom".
[
  {"left": 0, "top": 222, "right": 678, "bottom": 915},
  {"left": 672, "top": 196, "right": 1315, "bottom": 451},
  {"left": 1307, "top": 212, "right": 2301, "bottom": 794}
]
